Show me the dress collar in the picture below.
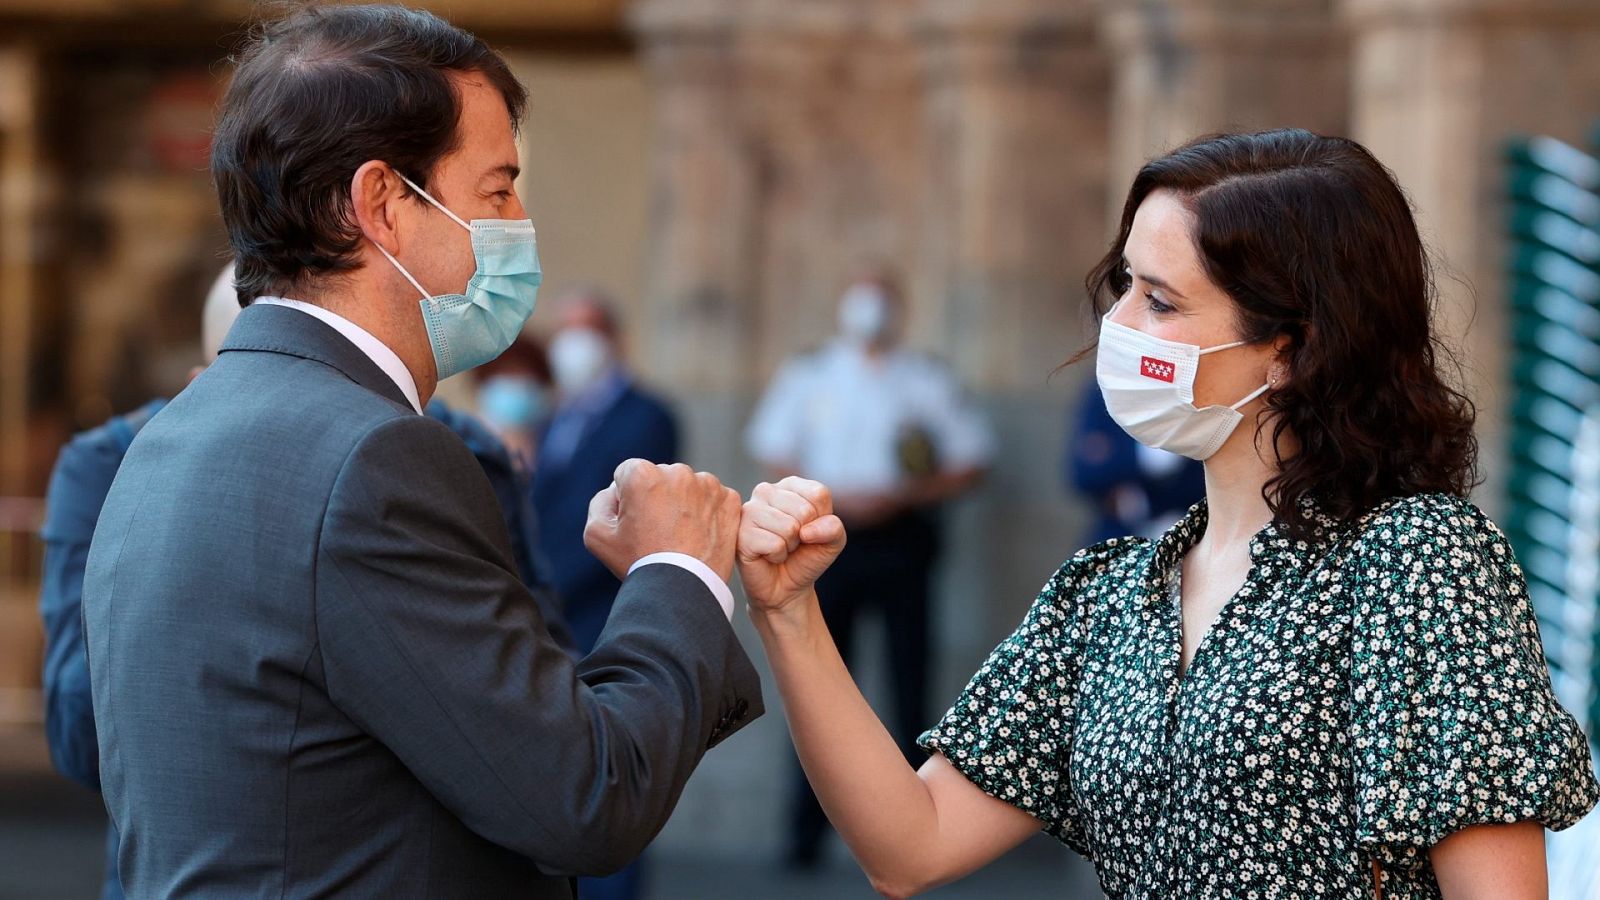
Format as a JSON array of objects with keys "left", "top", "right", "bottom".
[{"left": 1143, "top": 494, "right": 1342, "bottom": 603}]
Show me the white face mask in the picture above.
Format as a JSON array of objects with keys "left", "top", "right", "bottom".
[
  {"left": 838, "top": 283, "right": 892, "bottom": 343},
  {"left": 549, "top": 327, "right": 612, "bottom": 393},
  {"left": 1095, "top": 312, "right": 1271, "bottom": 461}
]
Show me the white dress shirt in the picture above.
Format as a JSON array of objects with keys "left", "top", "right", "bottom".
[
  {"left": 253, "top": 297, "right": 734, "bottom": 620},
  {"left": 746, "top": 339, "right": 995, "bottom": 494}
]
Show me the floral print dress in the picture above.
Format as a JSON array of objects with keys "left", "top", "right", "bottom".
[{"left": 920, "top": 493, "right": 1599, "bottom": 899}]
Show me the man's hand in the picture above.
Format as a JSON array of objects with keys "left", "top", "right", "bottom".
[
  {"left": 738, "top": 478, "right": 847, "bottom": 616},
  {"left": 584, "top": 460, "right": 743, "bottom": 583}
]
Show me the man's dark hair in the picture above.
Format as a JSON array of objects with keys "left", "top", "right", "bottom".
[{"left": 211, "top": 4, "right": 527, "bottom": 305}]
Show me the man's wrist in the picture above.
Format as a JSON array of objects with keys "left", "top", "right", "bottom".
[{"left": 628, "top": 552, "right": 735, "bottom": 621}]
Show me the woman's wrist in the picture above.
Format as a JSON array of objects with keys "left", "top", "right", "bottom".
[{"left": 748, "top": 588, "right": 823, "bottom": 642}]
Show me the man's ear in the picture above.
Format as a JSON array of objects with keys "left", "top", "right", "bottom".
[{"left": 350, "top": 160, "right": 405, "bottom": 255}]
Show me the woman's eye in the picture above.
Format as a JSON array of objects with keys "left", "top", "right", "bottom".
[{"left": 1146, "top": 292, "right": 1174, "bottom": 314}]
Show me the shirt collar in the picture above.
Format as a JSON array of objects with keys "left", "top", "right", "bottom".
[{"left": 252, "top": 297, "right": 423, "bottom": 414}]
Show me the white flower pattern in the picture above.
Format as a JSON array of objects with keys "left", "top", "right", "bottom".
[{"left": 920, "top": 493, "right": 1599, "bottom": 899}]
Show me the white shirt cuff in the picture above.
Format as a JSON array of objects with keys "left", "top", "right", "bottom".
[{"left": 627, "top": 552, "right": 735, "bottom": 622}]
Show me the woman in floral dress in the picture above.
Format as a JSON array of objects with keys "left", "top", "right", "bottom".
[{"left": 735, "top": 129, "right": 1599, "bottom": 898}]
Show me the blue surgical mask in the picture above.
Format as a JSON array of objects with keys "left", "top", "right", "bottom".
[
  {"left": 373, "top": 172, "right": 542, "bottom": 381},
  {"left": 477, "top": 375, "right": 548, "bottom": 432}
]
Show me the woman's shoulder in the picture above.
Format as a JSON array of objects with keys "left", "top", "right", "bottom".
[
  {"left": 1038, "top": 534, "right": 1155, "bottom": 610},
  {"left": 1346, "top": 491, "right": 1507, "bottom": 553},
  {"left": 1338, "top": 491, "right": 1522, "bottom": 599}
]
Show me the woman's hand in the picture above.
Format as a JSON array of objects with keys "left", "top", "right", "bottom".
[{"left": 737, "top": 477, "right": 847, "bottom": 616}]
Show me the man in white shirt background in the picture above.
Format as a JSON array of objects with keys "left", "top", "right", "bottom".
[{"left": 746, "top": 269, "right": 995, "bottom": 868}]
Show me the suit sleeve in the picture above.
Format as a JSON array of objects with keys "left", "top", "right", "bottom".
[{"left": 314, "top": 415, "right": 763, "bottom": 876}]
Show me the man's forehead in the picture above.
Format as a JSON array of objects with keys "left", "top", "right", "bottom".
[{"left": 440, "top": 75, "right": 519, "bottom": 181}]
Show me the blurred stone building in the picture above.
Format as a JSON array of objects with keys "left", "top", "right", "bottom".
[{"left": 2, "top": 0, "right": 1599, "bottom": 859}]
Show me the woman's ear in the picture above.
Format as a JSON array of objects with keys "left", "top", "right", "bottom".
[{"left": 1267, "top": 333, "right": 1296, "bottom": 389}]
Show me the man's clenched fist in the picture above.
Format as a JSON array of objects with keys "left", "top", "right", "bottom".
[
  {"left": 584, "top": 460, "right": 743, "bottom": 583},
  {"left": 737, "top": 477, "right": 847, "bottom": 615}
]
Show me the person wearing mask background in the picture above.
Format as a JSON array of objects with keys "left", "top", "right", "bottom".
[
  {"left": 81, "top": 7, "right": 759, "bottom": 897},
  {"left": 473, "top": 334, "right": 554, "bottom": 475},
  {"left": 1066, "top": 378, "right": 1206, "bottom": 547},
  {"left": 745, "top": 270, "right": 994, "bottom": 868},
  {"left": 530, "top": 288, "right": 681, "bottom": 900}
]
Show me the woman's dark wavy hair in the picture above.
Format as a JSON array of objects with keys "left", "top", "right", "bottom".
[
  {"left": 212, "top": 4, "right": 526, "bottom": 305},
  {"left": 1085, "top": 129, "right": 1480, "bottom": 539}
]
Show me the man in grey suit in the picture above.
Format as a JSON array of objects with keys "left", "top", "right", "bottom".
[{"left": 81, "top": 6, "right": 761, "bottom": 897}]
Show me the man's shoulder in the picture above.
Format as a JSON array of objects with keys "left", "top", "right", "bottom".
[{"left": 118, "top": 355, "right": 422, "bottom": 499}]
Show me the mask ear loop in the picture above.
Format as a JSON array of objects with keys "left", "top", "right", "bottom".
[
  {"left": 369, "top": 168, "right": 474, "bottom": 301},
  {"left": 1197, "top": 339, "right": 1248, "bottom": 355},
  {"left": 395, "top": 173, "right": 473, "bottom": 232},
  {"left": 1200, "top": 339, "right": 1273, "bottom": 410},
  {"left": 1228, "top": 382, "right": 1273, "bottom": 411},
  {"left": 372, "top": 240, "right": 433, "bottom": 302}
]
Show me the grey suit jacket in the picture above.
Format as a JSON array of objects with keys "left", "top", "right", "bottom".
[{"left": 82, "top": 304, "right": 762, "bottom": 898}]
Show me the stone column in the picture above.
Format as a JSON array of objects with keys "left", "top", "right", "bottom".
[
  {"left": 1343, "top": 0, "right": 1600, "bottom": 501},
  {"left": 630, "top": 0, "right": 761, "bottom": 395},
  {"left": 734, "top": 0, "right": 930, "bottom": 376},
  {"left": 911, "top": 0, "right": 1112, "bottom": 694},
  {"left": 0, "top": 46, "right": 40, "bottom": 497},
  {"left": 1100, "top": 0, "right": 1350, "bottom": 223},
  {"left": 916, "top": 0, "right": 1110, "bottom": 390}
]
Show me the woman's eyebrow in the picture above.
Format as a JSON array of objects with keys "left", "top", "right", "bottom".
[{"left": 1125, "top": 258, "right": 1189, "bottom": 300}]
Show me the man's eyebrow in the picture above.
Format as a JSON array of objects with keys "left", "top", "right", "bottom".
[{"left": 483, "top": 163, "right": 520, "bottom": 182}]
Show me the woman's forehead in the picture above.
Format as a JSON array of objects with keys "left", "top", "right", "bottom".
[{"left": 1127, "top": 191, "right": 1216, "bottom": 299}]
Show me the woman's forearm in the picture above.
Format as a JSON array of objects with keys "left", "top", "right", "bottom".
[{"left": 751, "top": 592, "right": 943, "bottom": 893}]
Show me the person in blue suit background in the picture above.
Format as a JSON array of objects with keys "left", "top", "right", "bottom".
[
  {"left": 39, "top": 265, "right": 572, "bottom": 899},
  {"left": 1065, "top": 378, "right": 1206, "bottom": 547},
  {"left": 531, "top": 289, "right": 679, "bottom": 900}
]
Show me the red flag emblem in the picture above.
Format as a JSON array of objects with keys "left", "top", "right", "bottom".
[{"left": 1140, "top": 356, "right": 1176, "bottom": 383}]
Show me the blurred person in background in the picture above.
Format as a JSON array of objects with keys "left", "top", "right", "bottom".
[
  {"left": 530, "top": 289, "right": 680, "bottom": 900},
  {"left": 736, "top": 130, "right": 1598, "bottom": 898},
  {"left": 1066, "top": 379, "right": 1205, "bottom": 546},
  {"left": 745, "top": 270, "right": 994, "bottom": 868},
  {"left": 40, "top": 262, "right": 576, "bottom": 898},
  {"left": 80, "top": 7, "right": 759, "bottom": 897},
  {"left": 36, "top": 264, "right": 236, "bottom": 900},
  {"left": 473, "top": 333, "right": 555, "bottom": 475}
]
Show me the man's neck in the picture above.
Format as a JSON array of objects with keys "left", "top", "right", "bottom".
[{"left": 297, "top": 288, "right": 438, "bottom": 404}]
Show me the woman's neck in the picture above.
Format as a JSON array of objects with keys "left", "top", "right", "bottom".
[{"left": 1198, "top": 420, "right": 1285, "bottom": 551}]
